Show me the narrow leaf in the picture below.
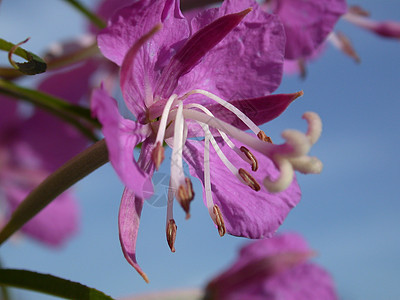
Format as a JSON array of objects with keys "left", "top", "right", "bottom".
[
  {"left": 0, "top": 269, "right": 114, "bottom": 300},
  {"left": 0, "top": 140, "right": 109, "bottom": 246},
  {"left": 0, "top": 38, "right": 47, "bottom": 75}
]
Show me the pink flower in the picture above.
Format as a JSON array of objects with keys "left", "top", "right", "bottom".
[
  {"left": 92, "top": 0, "right": 322, "bottom": 281},
  {"left": 205, "top": 233, "right": 337, "bottom": 300},
  {"left": 0, "top": 96, "right": 85, "bottom": 246}
]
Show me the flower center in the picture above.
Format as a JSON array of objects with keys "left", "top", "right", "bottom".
[{"left": 151, "top": 89, "right": 322, "bottom": 247}]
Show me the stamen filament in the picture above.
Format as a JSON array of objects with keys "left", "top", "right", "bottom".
[
  {"left": 180, "top": 89, "right": 262, "bottom": 135},
  {"left": 186, "top": 103, "right": 254, "bottom": 167}
]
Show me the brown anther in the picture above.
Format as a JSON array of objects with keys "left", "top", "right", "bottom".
[
  {"left": 213, "top": 205, "right": 226, "bottom": 237},
  {"left": 238, "top": 168, "right": 261, "bottom": 191},
  {"left": 336, "top": 32, "right": 361, "bottom": 63},
  {"left": 166, "top": 219, "right": 177, "bottom": 253},
  {"left": 240, "top": 146, "right": 258, "bottom": 171},
  {"left": 151, "top": 141, "right": 164, "bottom": 170},
  {"left": 257, "top": 130, "right": 273, "bottom": 144},
  {"left": 348, "top": 5, "right": 370, "bottom": 17},
  {"left": 177, "top": 178, "right": 194, "bottom": 219}
]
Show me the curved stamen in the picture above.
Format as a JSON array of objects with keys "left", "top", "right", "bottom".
[
  {"left": 180, "top": 89, "right": 262, "bottom": 135},
  {"left": 170, "top": 101, "right": 193, "bottom": 218},
  {"left": 240, "top": 146, "right": 258, "bottom": 171},
  {"left": 178, "top": 109, "right": 321, "bottom": 192},
  {"left": 186, "top": 103, "right": 254, "bottom": 167}
]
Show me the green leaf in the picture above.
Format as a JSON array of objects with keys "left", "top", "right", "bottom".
[
  {"left": 0, "top": 38, "right": 47, "bottom": 75},
  {"left": 0, "top": 140, "right": 109, "bottom": 246},
  {"left": 0, "top": 269, "right": 114, "bottom": 299}
]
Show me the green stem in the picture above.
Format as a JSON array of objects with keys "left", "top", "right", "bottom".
[
  {"left": 61, "top": 0, "right": 106, "bottom": 29},
  {"left": 0, "top": 260, "right": 10, "bottom": 300},
  {"left": 0, "top": 79, "right": 100, "bottom": 141},
  {"left": 0, "top": 269, "right": 114, "bottom": 300},
  {"left": 0, "top": 140, "right": 109, "bottom": 247}
]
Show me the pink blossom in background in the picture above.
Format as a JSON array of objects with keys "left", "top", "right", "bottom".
[
  {"left": 205, "top": 233, "right": 337, "bottom": 300},
  {"left": 0, "top": 96, "right": 84, "bottom": 247}
]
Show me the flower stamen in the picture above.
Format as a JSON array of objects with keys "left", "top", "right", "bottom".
[
  {"left": 180, "top": 89, "right": 263, "bottom": 135},
  {"left": 152, "top": 94, "right": 178, "bottom": 169},
  {"left": 213, "top": 205, "right": 226, "bottom": 237},
  {"left": 166, "top": 219, "right": 177, "bottom": 253},
  {"left": 177, "top": 177, "right": 194, "bottom": 219},
  {"left": 257, "top": 130, "right": 273, "bottom": 143},
  {"left": 238, "top": 168, "right": 261, "bottom": 191},
  {"left": 240, "top": 146, "right": 258, "bottom": 171}
]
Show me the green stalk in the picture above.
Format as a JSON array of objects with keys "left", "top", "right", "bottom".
[
  {"left": 0, "top": 140, "right": 109, "bottom": 246},
  {"left": 61, "top": 0, "right": 106, "bottom": 29}
]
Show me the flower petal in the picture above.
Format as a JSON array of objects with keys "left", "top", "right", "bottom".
[
  {"left": 176, "top": 0, "right": 286, "bottom": 102},
  {"left": 155, "top": 6, "right": 253, "bottom": 100},
  {"left": 100, "top": 0, "right": 189, "bottom": 118},
  {"left": 183, "top": 139, "right": 301, "bottom": 239},
  {"left": 91, "top": 87, "right": 152, "bottom": 198},
  {"left": 272, "top": 0, "right": 346, "bottom": 59},
  {"left": 4, "top": 185, "right": 79, "bottom": 247},
  {"left": 118, "top": 187, "right": 149, "bottom": 282},
  {"left": 98, "top": 0, "right": 188, "bottom": 66}
]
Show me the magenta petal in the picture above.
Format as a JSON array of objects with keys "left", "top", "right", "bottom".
[
  {"left": 176, "top": 0, "right": 286, "bottom": 101},
  {"left": 183, "top": 140, "right": 301, "bottom": 238},
  {"left": 155, "top": 8, "right": 252, "bottom": 100},
  {"left": 91, "top": 87, "right": 152, "bottom": 198},
  {"left": 206, "top": 92, "right": 302, "bottom": 131},
  {"left": 118, "top": 187, "right": 149, "bottom": 282},
  {"left": 208, "top": 233, "right": 338, "bottom": 300},
  {"left": 38, "top": 60, "right": 98, "bottom": 104},
  {"left": 5, "top": 186, "right": 79, "bottom": 247},
  {"left": 273, "top": 0, "right": 346, "bottom": 59},
  {"left": 98, "top": 0, "right": 188, "bottom": 66},
  {"left": 0, "top": 96, "right": 19, "bottom": 129}
]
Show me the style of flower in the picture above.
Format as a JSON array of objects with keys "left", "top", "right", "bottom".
[
  {"left": 92, "top": 0, "right": 323, "bottom": 281},
  {"left": 205, "top": 233, "right": 338, "bottom": 300},
  {"left": 0, "top": 96, "right": 85, "bottom": 246}
]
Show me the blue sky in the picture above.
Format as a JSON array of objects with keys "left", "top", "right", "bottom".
[{"left": 1, "top": 1, "right": 400, "bottom": 299}]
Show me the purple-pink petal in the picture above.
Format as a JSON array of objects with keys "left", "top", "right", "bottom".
[
  {"left": 91, "top": 87, "right": 153, "bottom": 199},
  {"left": 98, "top": 0, "right": 189, "bottom": 66},
  {"left": 118, "top": 187, "right": 149, "bottom": 282},
  {"left": 207, "top": 233, "right": 337, "bottom": 300},
  {"left": 155, "top": 8, "right": 253, "bottom": 100},
  {"left": 4, "top": 185, "right": 79, "bottom": 247},
  {"left": 271, "top": 0, "right": 347, "bottom": 59},
  {"left": 183, "top": 140, "right": 301, "bottom": 239},
  {"left": 177, "top": 0, "right": 286, "bottom": 102}
]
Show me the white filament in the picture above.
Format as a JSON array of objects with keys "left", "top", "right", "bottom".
[
  {"left": 155, "top": 94, "right": 178, "bottom": 145},
  {"left": 180, "top": 89, "right": 262, "bottom": 135},
  {"left": 170, "top": 101, "right": 185, "bottom": 193}
]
